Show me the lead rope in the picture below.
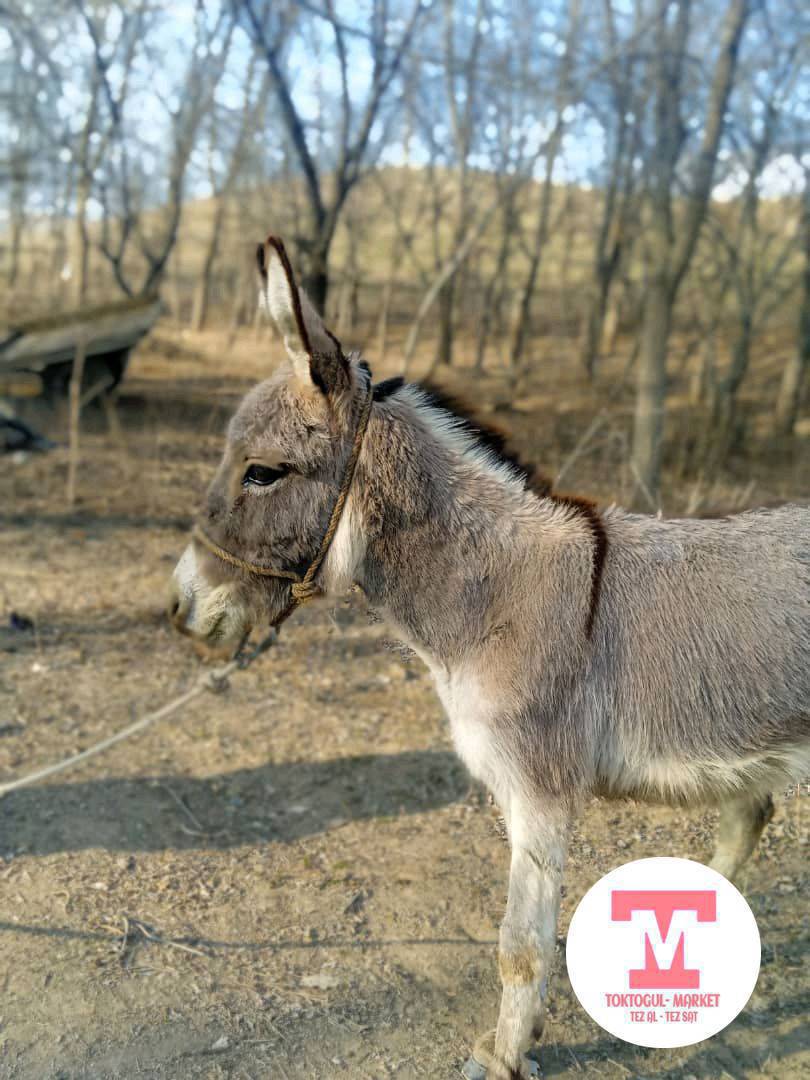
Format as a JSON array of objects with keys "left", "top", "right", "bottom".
[
  {"left": 0, "top": 632, "right": 278, "bottom": 797},
  {"left": 0, "top": 385, "right": 374, "bottom": 798}
]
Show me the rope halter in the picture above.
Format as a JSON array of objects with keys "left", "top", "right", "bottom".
[{"left": 192, "top": 383, "right": 373, "bottom": 627}]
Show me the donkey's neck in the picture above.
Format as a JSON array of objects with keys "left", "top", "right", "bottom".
[{"left": 327, "top": 385, "right": 595, "bottom": 673}]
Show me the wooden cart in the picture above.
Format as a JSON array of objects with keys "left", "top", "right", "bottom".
[
  {"left": 0, "top": 294, "right": 161, "bottom": 404},
  {"left": 0, "top": 295, "right": 161, "bottom": 448}
]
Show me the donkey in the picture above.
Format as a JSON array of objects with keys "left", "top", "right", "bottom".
[{"left": 168, "top": 236, "right": 810, "bottom": 1080}]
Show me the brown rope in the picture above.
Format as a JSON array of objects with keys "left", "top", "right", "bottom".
[
  {"left": 191, "top": 529, "right": 301, "bottom": 582},
  {"left": 193, "top": 383, "right": 373, "bottom": 621}
]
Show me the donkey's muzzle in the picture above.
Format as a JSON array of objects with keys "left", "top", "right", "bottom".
[{"left": 168, "top": 543, "right": 252, "bottom": 650}]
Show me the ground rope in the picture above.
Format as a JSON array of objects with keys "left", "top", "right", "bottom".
[{"left": 0, "top": 630, "right": 278, "bottom": 797}]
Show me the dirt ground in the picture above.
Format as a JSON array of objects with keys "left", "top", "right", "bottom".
[{"left": 1, "top": 327, "right": 808, "bottom": 1079}]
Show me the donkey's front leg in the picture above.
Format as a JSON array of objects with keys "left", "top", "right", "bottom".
[{"left": 468, "top": 803, "right": 569, "bottom": 1080}]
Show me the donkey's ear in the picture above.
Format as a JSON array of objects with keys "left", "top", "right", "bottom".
[{"left": 257, "top": 236, "right": 349, "bottom": 396}]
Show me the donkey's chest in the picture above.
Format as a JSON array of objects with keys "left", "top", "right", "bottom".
[{"left": 432, "top": 666, "right": 509, "bottom": 801}]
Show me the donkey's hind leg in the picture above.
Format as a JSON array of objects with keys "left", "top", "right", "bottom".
[
  {"left": 709, "top": 792, "right": 774, "bottom": 881},
  {"left": 466, "top": 800, "right": 569, "bottom": 1080}
]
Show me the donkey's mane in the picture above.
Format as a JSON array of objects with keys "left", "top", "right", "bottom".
[
  {"left": 413, "top": 380, "right": 554, "bottom": 496},
  {"left": 369, "top": 372, "right": 608, "bottom": 637}
]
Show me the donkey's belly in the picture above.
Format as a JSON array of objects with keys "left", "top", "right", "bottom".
[{"left": 594, "top": 741, "right": 810, "bottom": 807}]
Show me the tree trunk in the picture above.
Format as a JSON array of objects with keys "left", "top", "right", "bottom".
[
  {"left": 774, "top": 175, "right": 810, "bottom": 436},
  {"left": 8, "top": 212, "right": 23, "bottom": 290},
  {"left": 775, "top": 347, "right": 809, "bottom": 437},
  {"left": 581, "top": 241, "right": 623, "bottom": 377},
  {"left": 507, "top": 142, "right": 562, "bottom": 373},
  {"left": 631, "top": 275, "right": 671, "bottom": 507},
  {"left": 705, "top": 318, "right": 752, "bottom": 466},
  {"left": 506, "top": 0, "right": 579, "bottom": 371},
  {"left": 376, "top": 233, "right": 403, "bottom": 360},
  {"left": 629, "top": 0, "right": 750, "bottom": 504},
  {"left": 74, "top": 73, "right": 100, "bottom": 306},
  {"left": 476, "top": 201, "right": 517, "bottom": 371},
  {"left": 335, "top": 272, "right": 359, "bottom": 338},
  {"left": 74, "top": 182, "right": 91, "bottom": 306},
  {"left": 403, "top": 191, "right": 503, "bottom": 372},
  {"left": 376, "top": 280, "right": 393, "bottom": 360},
  {"left": 227, "top": 201, "right": 253, "bottom": 341},
  {"left": 580, "top": 120, "right": 637, "bottom": 377},
  {"left": 435, "top": 278, "right": 456, "bottom": 368},
  {"left": 303, "top": 244, "right": 329, "bottom": 316},
  {"left": 191, "top": 195, "right": 226, "bottom": 331},
  {"left": 690, "top": 332, "right": 716, "bottom": 406},
  {"left": 508, "top": 242, "right": 541, "bottom": 372}
]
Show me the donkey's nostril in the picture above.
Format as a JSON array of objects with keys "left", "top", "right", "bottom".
[{"left": 167, "top": 583, "right": 186, "bottom": 626}]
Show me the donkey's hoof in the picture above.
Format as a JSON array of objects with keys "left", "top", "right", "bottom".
[
  {"left": 466, "top": 1029, "right": 542, "bottom": 1079},
  {"left": 461, "top": 1056, "right": 488, "bottom": 1080},
  {"left": 461, "top": 1054, "right": 541, "bottom": 1079}
]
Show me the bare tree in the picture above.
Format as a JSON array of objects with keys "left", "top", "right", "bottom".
[
  {"left": 370, "top": 162, "right": 434, "bottom": 358},
  {"left": 472, "top": 1, "right": 555, "bottom": 371},
  {"left": 1, "top": 5, "right": 65, "bottom": 296},
  {"left": 474, "top": 174, "right": 522, "bottom": 371},
  {"left": 774, "top": 164, "right": 810, "bottom": 436},
  {"left": 507, "top": 0, "right": 582, "bottom": 373},
  {"left": 239, "top": 0, "right": 429, "bottom": 313},
  {"left": 579, "top": 0, "right": 645, "bottom": 377},
  {"left": 696, "top": 66, "right": 800, "bottom": 463},
  {"left": 89, "top": 6, "right": 234, "bottom": 298},
  {"left": 630, "top": 0, "right": 751, "bottom": 505},
  {"left": 190, "top": 57, "right": 270, "bottom": 331},
  {"left": 429, "top": 0, "right": 486, "bottom": 368},
  {"left": 72, "top": 0, "right": 146, "bottom": 304}
]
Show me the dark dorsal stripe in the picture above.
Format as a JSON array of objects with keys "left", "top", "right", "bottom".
[
  {"left": 368, "top": 372, "right": 607, "bottom": 638},
  {"left": 551, "top": 494, "right": 608, "bottom": 639}
]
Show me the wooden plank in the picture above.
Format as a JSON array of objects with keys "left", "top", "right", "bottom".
[{"left": 0, "top": 298, "right": 161, "bottom": 371}]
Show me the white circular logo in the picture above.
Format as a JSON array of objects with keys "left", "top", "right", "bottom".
[{"left": 566, "top": 857, "right": 761, "bottom": 1048}]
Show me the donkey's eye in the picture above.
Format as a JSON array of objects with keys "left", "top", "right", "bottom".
[{"left": 243, "top": 464, "right": 287, "bottom": 487}]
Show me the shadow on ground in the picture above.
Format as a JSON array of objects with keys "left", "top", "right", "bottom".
[{"left": 0, "top": 749, "right": 466, "bottom": 856}]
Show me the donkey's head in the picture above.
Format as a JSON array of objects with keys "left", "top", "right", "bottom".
[{"left": 168, "top": 236, "right": 370, "bottom": 653}]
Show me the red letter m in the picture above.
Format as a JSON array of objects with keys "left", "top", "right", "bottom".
[{"left": 611, "top": 891, "right": 716, "bottom": 989}]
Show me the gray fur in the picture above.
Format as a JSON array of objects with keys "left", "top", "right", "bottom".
[{"left": 170, "top": 241, "right": 809, "bottom": 1080}]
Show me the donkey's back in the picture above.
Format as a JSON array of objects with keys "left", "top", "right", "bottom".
[{"left": 593, "top": 503, "right": 810, "bottom": 805}]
